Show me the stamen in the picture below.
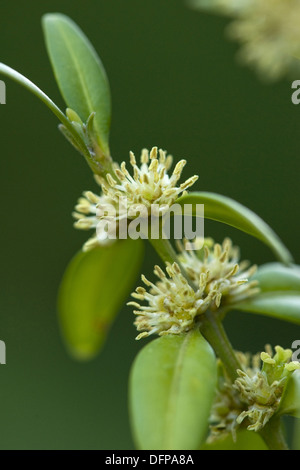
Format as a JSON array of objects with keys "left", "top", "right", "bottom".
[{"left": 129, "top": 151, "right": 136, "bottom": 166}]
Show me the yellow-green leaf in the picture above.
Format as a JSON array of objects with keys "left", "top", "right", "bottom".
[
  {"left": 177, "top": 192, "right": 293, "bottom": 264},
  {"left": 58, "top": 239, "right": 143, "bottom": 361},
  {"left": 42, "top": 13, "right": 111, "bottom": 156},
  {"left": 129, "top": 330, "right": 217, "bottom": 450},
  {"left": 253, "top": 263, "right": 300, "bottom": 292},
  {"left": 279, "top": 371, "right": 300, "bottom": 418},
  {"left": 234, "top": 292, "right": 300, "bottom": 325}
]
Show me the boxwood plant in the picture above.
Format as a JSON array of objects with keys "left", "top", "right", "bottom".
[{"left": 1, "top": 14, "right": 300, "bottom": 450}]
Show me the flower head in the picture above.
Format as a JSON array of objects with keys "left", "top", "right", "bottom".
[
  {"left": 191, "top": 0, "right": 300, "bottom": 80},
  {"left": 177, "top": 237, "right": 259, "bottom": 306},
  {"left": 209, "top": 345, "right": 300, "bottom": 441},
  {"left": 235, "top": 345, "right": 300, "bottom": 431},
  {"left": 129, "top": 238, "right": 259, "bottom": 339},
  {"left": 73, "top": 147, "right": 198, "bottom": 250},
  {"left": 208, "top": 352, "right": 251, "bottom": 442},
  {"left": 129, "top": 262, "right": 217, "bottom": 340}
]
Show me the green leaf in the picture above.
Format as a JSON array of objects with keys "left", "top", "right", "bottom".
[
  {"left": 279, "top": 371, "right": 300, "bottom": 418},
  {"left": 42, "top": 13, "right": 111, "bottom": 156},
  {"left": 129, "top": 330, "right": 217, "bottom": 450},
  {"left": 177, "top": 192, "right": 293, "bottom": 264},
  {"left": 253, "top": 263, "right": 300, "bottom": 292},
  {"left": 0, "top": 63, "right": 90, "bottom": 156},
  {"left": 234, "top": 292, "right": 300, "bottom": 325},
  {"left": 58, "top": 239, "right": 143, "bottom": 361},
  {"left": 201, "top": 430, "right": 268, "bottom": 450}
]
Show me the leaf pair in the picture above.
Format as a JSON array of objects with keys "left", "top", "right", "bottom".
[
  {"left": 59, "top": 198, "right": 295, "bottom": 361},
  {"left": 0, "top": 14, "right": 293, "bottom": 263},
  {"left": 129, "top": 260, "right": 300, "bottom": 450},
  {"left": 0, "top": 12, "right": 295, "bottom": 360}
]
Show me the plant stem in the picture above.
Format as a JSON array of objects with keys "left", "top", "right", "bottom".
[
  {"left": 200, "top": 310, "right": 242, "bottom": 383},
  {"left": 260, "top": 417, "right": 289, "bottom": 450},
  {"left": 148, "top": 237, "right": 180, "bottom": 265}
]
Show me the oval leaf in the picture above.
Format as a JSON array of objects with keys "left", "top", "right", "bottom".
[
  {"left": 177, "top": 192, "right": 293, "bottom": 264},
  {"left": 234, "top": 292, "right": 300, "bottom": 325},
  {"left": 201, "top": 430, "right": 268, "bottom": 450},
  {"left": 42, "top": 13, "right": 111, "bottom": 155},
  {"left": 253, "top": 263, "right": 300, "bottom": 292},
  {"left": 129, "top": 330, "right": 217, "bottom": 450},
  {"left": 279, "top": 371, "right": 300, "bottom": 418},
  {"left": 58, "top": 239, "right": 143, "bottom": 361}
]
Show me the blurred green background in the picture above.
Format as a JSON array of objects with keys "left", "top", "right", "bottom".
[{"left": 0, "top": 0, "right": 299, "bottom": 449}]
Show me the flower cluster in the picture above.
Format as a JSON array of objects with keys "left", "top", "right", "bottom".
[
  {"left": 208, "top": 352, "right": 252, "bottom": 442},
  {"left": 177, "top": 237, "right": 259, "bottom": 306},
  {"left": 191, "top": 0, "right": 300, "bottom": 80},
  {"left": 234, "top": 345, "right": 300, "bottom": 431},
  {"left": 73, "top": 147, "right": 198, "bottom": 250},
  {"left": 129, "top": 262, "right": 217, "bottom": 340},
  {"left": 129, "top": 238, "right": 259, "bottom": 339},
  {"left": 209, "top": 345, "right": 300, "bottom": 441}
]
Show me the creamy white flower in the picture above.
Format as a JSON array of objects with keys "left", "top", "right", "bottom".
[
  {"left": 177, "top": 237, "right": 259, "bottom": 306},
  {"left": 129, "top": 238, "right": 259, "bottom": 339},
  {"left": 73, "top": 147, "right": 198, "bottom": 251},
  {"left": 129, "top": 262, "right": 217, "bottom": 340},
  {"left": 235, "top": 345, "right": 300, "bottom": 431},
  {"left": 208, "top": 345, "right": 300, "bottom": 441},
  {"left": 191, "top": 0, "right": 300, "bottom": 80}
]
